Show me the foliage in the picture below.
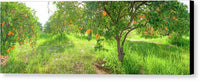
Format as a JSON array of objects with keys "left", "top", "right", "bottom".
[
  {"left": 84, "top": 1, "right": 190, "bottom": 61},
  {"left": 44, "top": 1, "right": 85, "bottom": 36},
  {"left": 1, "top": 2, "right": 40, "bottom": 55}
]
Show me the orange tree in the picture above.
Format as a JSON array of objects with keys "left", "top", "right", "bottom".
[
  {"left": 1, "top": 2, "right": 40, "bottom": 55},
  {"left": 84, "top": 1, "right": 190, "bottom": 62},
  {"left": 44, "top": 1, "right": 85, "bottom": 36}
]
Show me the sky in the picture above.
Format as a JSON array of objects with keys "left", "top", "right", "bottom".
[
  {"left": 24, "top": 2, "right": 57, "bottom": 26},
  {"left": 24, "top": 0, "right": 190, "bottom": 26}
]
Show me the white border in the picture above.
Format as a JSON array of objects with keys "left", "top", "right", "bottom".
[{"left": 0, "top": 0, "right": 199, "bottom": 81}]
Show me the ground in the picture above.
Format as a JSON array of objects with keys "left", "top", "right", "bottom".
[{"left": 0, "top": 31, "right": 190, "bottom": 74}]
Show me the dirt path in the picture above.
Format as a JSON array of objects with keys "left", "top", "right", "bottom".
[{"left": 95, "top": 66, "right": 108, "bottom": 74}]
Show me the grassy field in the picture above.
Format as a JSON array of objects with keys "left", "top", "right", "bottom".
[{"left": 0, "top": 32, "right": 190, "bottom": 74}]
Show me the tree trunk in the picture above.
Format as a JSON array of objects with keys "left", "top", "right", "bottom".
[{"left": 115, "top": 35, "right": 125, "bottom": 62}]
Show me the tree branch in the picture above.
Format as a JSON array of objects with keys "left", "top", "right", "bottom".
[
  {"left": 119, "top": 2, "right": 146, "bottom": 38},
  {"left": 127, "top": 2, "right": 146, "bottom": 27},
  {"left": 121, "top": 20, "right": 148, "bottom": 47},
  {"left": 103, "top": 6, "right": 116, "bottom": 25},
  {"left": 121, "top": 26, "right": 139, "bottom": 46}
]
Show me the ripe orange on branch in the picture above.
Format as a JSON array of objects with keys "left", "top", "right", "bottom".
[
  {"left": 0, "top": 55, "right": 2, "bottom": 59},
  {"left": 33, "top": 49, "right": 36, "bottom": 52},
  {"left": 20, "top": 42, "right": 23, "bottom": 45},
  {"left": 87, "top": 29, "right": 91, "bottom": 34},
  {"left": 24, "top": 14, "right": 27, "bottom": 17},
  {"left": 61, "top": 1, "right": 65, "bottom": 4},
  {"left": 151, "top": 27, "right": 154, "bottom": 31},
  {"left": 70, "top": 20, "right": 72, "bottom": 23},
  {"left": 2, "top": 21, "right": 5, "bottom": 26},
  {"left": 11, "top": 32, "right": 14, "bottom": 35},
  {"left": 142, "top": 15, "right": 145, "bottom": 18},
  {"left": 134, "top": 21, "right": 137, "bottom": 24},
  {"left": 7, "top": 49, "right": 9, "bottom": 53},
  {"left": 168, "top": 35, "right": 172, "bottom": 38},
  {"left": 17, "top": 36, "right": 20, "bottom": 39},
  {"left": 165, "top": 27, "right": 168, "bottom": 31},
  {"left": 8, "top": 31, "right": 12, "bottom": 36},
  {"left": 103, "top": 11, "right": 107, "bottom": 16},
  {"left": 11, "top": 46, "right": 15, "bottom": 50},
  {"left": 10, "top": 10, "right": 14, "bottom": 13},
  {"left": 173, "top": 16, "right": 176, "bottom": 19},
  {"left": 8, "top": 31, "right": 14, "bottom": 36},
  {"left": 31, "top": 26, "right": 34, "bottom": 29},
  {"left": 171, "top": 10, "right": 174, "bottom": 13},
  {"left": 95, "top": 34, "right": 100, "bottom": 39}
]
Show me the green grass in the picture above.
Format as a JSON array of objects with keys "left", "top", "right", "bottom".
[{"left": 0, "top": 32, "right": 190, "bottom": 74}]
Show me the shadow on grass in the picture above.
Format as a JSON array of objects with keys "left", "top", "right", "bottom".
[
  {"left": 124, "top": 40, "right": 187, "bottom": 60},
  {"left": 170, "top": 37, "right": 190, "bottom": 47},
  {"left": 36, "top": 34, "right": 75, "bottom": 55}
]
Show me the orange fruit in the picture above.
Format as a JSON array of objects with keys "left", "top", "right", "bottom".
[
  {"left": 8, "top": 31, "right": 12, "bottom": 36},
  {"left": 33, "top": 49, "right": 36, "bottom": 52},
  {"left": 10, "top": 10, "right": 13, "bottom": 13},
  {"left": 80, "top": 27, "right": 83, "bottom": 30},
  {"left": 173, "top": 16, "right": 175, "bottom": 19},
  {"left": 11, "top": 46, "right": 15, "bottom": 50},
  {"left": 165, "top": 27, "right": 168, "bottom": 31},
  {"left": 0, "top": 54, "right": 2, "bottom": 58},
  {"left": 12, "top": 46, "right": 15, "bottom": 49},
  {"left": 61, "top": 1, "right": 65, "bottom": 4},
  {"left": 31, "top": 26, "right": 34, "bottom": 29},
  {"left": 26, "top": 41, "right": 28, "bottom": 43},
  {"left": 171, "top": 10, "right": 174, "bottom": 13},
  {"left": 102, "top": 11, "right": 107, "bottom": 16},
  {"left": 20, "top": 42, "right": 23, "bottom": 45},
  {"left": 175, "top": 18, "right": 178, "bottom": 21},
  {"left": 13, "top": 28, "right": 15, "bottom": 30},
  {"left": 95, "top": 34, "right": 100, "bottom": 39},
  {"left": 134, "top": 21, "right": 137, "bottom": 24},
  {"left": 64, "top": 20, "right": 67, "bottom": 23},
  {"left": 17, "top": 36, "right": 19, "bottom": 39},
  {"left": 24, "top": 14, "right": 27, "bottom": 17},
  {"left": 7, "top": 49, "right": 9, "bottom": 53},
  {"left": 2, "top": 21, "right": 5, "bottom": 27},
  {"left": 11, "top": 32, "right": 14, "bottom": 35},
  {"left": 79, "top": 6, "right": 82, "bottom": 8},
  {"left": 70, "top": 20, "right": 72, "bottom": 23},
  {"left": 151, "top": 27, "right": 154, "bottom": 31},
  {"left": 30, "top": 43, "right": 32, "bottom": 46},
  {"left": 168, "top": 35, "right": 171, "bottom": 38},
  {"left": 142, "top": 15, "right": 145, "bottom": 18},
  {"left": 87, "top": 29, "right": 91, "bottom": 34}
]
